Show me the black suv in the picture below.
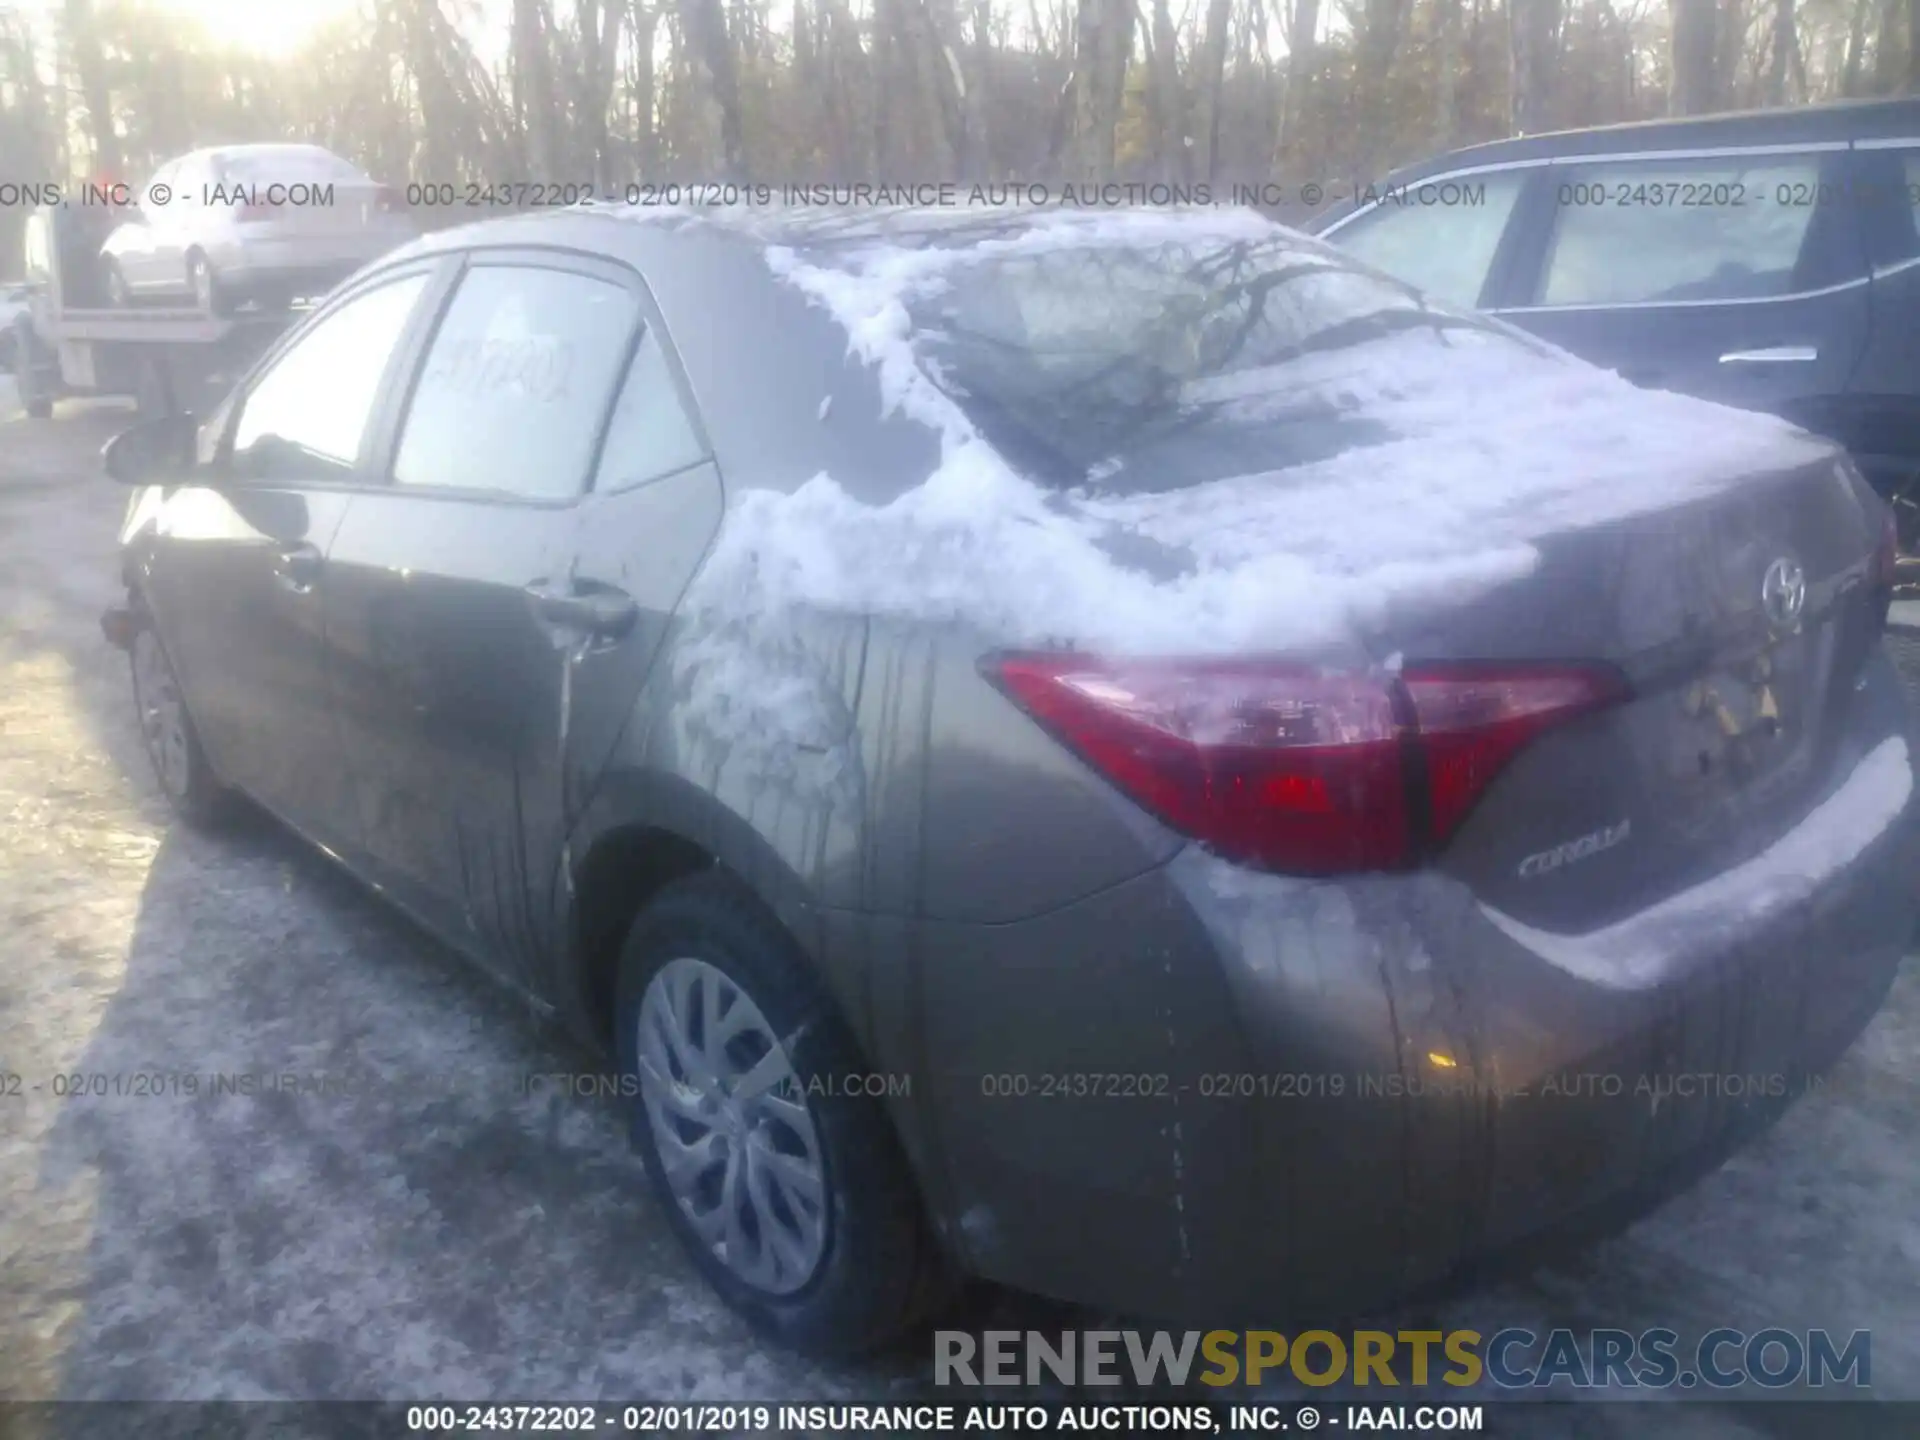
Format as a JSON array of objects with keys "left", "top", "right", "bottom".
[{"left": 1316, "top": 98, "right": 1920, "bottom": 548}]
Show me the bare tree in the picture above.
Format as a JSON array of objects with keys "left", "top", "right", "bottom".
[
  {"left": 1270, "top": 0, "right": 1322, "bottom": 173},
  {"left": 677, "top": 0, "right": 747, "bottom": 177},
  {"left": 1144, "top": 0, "right": 1188, "bottom": 181},
  {"left": 1068, "top": 0, "right": 1134, "bottom": 182},
  {"left": 62, "top": 0, "right": 121, "bottom": 175},
  {"left": 1842, "top": 0, "right": 1873, "bottom": 91},
  {"left": 1672, "top": 0, "right": 1725, "bottom": 112},
  {"left": 1187, "top": 0, "right": 1231, "bottom": 181},
  {"left": 574, "top": 0, "right": 625, "bottom": 185},
  {"left": 1871, "top": 0, "right": 1903, "bottom": 90},
  {"left": 1766, "top": 0, "right": 1802, "bottom": 102},
  {"left": 1510, "top": 0, "right": 1564, "bottom": 133},
  {"left": 1434, "top": 0, "right": 1462, "bottom": 145}
]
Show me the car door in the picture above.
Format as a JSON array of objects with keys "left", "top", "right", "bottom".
[
  {"left": 1845, "top": 138, "right": 1920, "bottom": 526},
  {"left": 322, "top": 250, "right": 716, "bottom": 983},
  {"left": 1315, "top": 162, "right": 1539, "bottom": 310},
  {"left": 1485, "top": 144, "right": 1872, "bottom": 439},
  {"left": 139, "top": 262, "right": 442, "bottom": 852}
]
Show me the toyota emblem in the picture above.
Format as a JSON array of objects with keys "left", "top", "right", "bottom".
[{"left": 1761, "top": 556, "right": 1807, "bottom": 630}]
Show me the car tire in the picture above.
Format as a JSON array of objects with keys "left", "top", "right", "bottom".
[
  {"left": 187, "top": 251, "right": 229, "bottom": 316},
  {"left": 613, "top": 872, "right": 950, "bottom": 1356},
  {"left": 128, "top": 615, "right": 231, "bottom": 828},
  {"left": 133, "top": 355, "right": 178, "bottom": 421},
  {"left": 11, "top": 317, "right": 52, "bottom": 418}
]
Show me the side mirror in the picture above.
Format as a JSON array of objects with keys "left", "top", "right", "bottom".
[{"left": 103, "top": 415, "right": 196, "bottom": 486}]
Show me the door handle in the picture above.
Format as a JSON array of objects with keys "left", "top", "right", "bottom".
[
  {"left": 526, "top": 582, "right": 638, "bottom": 639},
  {"left": 1719, "top": 345, "right": 1818, "bottom": 365},
  {"left": 274, "top": 542, "right": 322, "bottom": 592}
]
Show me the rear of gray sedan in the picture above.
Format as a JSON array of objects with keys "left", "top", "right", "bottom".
[{"left": 692, "top": 210, "right": 1920, "bottom": 1328}]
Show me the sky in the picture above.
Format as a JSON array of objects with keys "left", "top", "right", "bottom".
[
  {"left": 10, "top": 0, "right": 509, "bottom": 61},
  {"left": 145, "top": 0, "right": 370, "bottom": 56}
]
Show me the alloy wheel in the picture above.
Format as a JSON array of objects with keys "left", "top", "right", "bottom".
[{"left": 635, "top": 956, "right": 829, "bottom": 1295}]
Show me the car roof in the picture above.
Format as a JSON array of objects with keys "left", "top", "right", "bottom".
[
  {"left": 387, "top": 198, "right": 1326, "bottom": 267},
  {"left": 1377, "top": 96, "right": 1920, "bottom": 185}
]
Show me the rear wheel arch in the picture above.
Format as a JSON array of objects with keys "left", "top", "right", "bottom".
[
  {"left": 570, "top": 823, "right": 716, "bottom": 1053},
  {"left": 564, "top": 767, "right": 862, "bottom": 1044},
  {"left": 568, "top": 811, "right": 864, "bottom": 1055}
]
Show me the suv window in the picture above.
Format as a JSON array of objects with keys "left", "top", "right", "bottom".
[
  {"left": 392, "top": 264, "right": 639, "bottom": 501},
  {"left": 592, "top": 327, "right": 707, "bottom": 492},
  {"left": 1327, "top": 168, "right": 1528, "bottom": 308},
  {"left": 1897, "top": 152, "right": 1920, "bottom": 262},
  {"left": 1537, "top": 155, "right": 1822, "bottom": 305},
  {"left": 231, "top": 273, "right": 429, "bottom": 481}
]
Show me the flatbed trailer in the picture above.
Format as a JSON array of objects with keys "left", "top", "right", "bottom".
[
  {"left": 11, "top": 304, "right": 302, "bottom": 420},
  {"left": 7, "top": 202, "right": 306, "bottom": 420}
]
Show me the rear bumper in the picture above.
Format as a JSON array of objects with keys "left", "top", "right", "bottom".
[{"left": 901, "top": 645, "right": 1920, "bottom": 1325}]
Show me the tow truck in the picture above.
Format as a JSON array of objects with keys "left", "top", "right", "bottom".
[{"left": 6, "top": 200, "right": 307, "bottom": 421}]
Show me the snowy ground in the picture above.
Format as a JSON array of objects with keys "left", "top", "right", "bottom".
[{"left": 2, "top": 403, "right": 1919, "bottom": 1437}]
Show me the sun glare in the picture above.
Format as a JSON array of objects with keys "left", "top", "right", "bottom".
[{"left": 153, "top": 0, "right": 364, "bottom": 57}]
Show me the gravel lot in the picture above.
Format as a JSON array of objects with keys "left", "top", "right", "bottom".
[{"left": 3, "top": 400, "right": 1919, "bottom": 1436}]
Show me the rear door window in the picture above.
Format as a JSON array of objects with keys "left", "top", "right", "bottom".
[
  {"left": 1536, "top": 154, "right": 1823, "bottom": 305},
  {"left": 390, "top": 263, "right": 640, "bottom": 501},
  {"left": 1325, "top": 168, "right": 1529, "bottom": 309}
]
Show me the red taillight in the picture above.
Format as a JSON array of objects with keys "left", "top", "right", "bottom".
[
  {"left": 989, "top": 655, "right": 1627, "bottom": 876},
  {"left": 1401, "top": 665, "right": 1626, "bottom": 846}
]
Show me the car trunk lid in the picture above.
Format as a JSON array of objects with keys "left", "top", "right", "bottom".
[{"left": 1395, "top": 454, "right": 1892, "bottom": 931}]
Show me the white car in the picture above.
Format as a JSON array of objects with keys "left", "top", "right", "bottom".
[{"left": 100, "top": 143, "right": 417, "bottom": 312}]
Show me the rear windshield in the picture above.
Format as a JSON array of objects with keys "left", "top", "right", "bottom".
[
  {"left": 897, "top": 232, "right": 1540, "bottom": 496},
  {"left": 218, "top": 148, "right": 365, "bottom": 184}
]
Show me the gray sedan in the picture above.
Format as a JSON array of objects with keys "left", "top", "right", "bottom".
[{"left": 96, "top": 202, "right": 1920, "bottom": 1356}]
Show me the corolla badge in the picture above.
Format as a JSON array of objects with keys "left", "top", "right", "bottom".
[
  {"left": 1517, "top": 819, "right": 1632, "bottom": 879},
  {"left": 1761, "top": 556, "right": 1806, "bottom": 630}
]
